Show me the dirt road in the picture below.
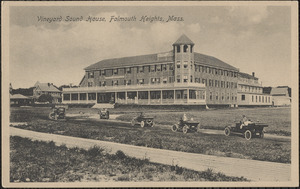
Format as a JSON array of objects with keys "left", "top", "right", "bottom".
[{"left": 10, "top": 127, "right": 290, "bottom": 181}]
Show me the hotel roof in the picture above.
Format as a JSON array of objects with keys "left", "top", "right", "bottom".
[
  {"left": 173, "top": 34, "right": 194, "bottom": 45},
  {"left": 85, "top": 51, "right": 238, "bottom": 71},
  {"left": 238, "top": 72, "right": 258, "bottom": 80}
]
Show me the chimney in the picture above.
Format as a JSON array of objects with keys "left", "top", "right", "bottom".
[{"left": 252, "top": 72, "right": 255, "bottom": 77}]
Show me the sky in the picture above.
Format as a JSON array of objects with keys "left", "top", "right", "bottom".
[{"left": 8, "top": 4, "right": 293, "bottom": 89}]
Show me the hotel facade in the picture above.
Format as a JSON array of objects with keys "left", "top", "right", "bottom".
[{"left": 62, "top": 34, "right": 271, "bottom": 107}]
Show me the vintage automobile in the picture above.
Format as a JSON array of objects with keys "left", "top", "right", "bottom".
[
  {"left": 99, "top": 109, "right": 110, "bottom": 119},
  {"left": 171, "top": 119, "right": 201, "bottom": 134},
  {"left": 49, "top": 106, "right": 66, "bottom": 120},
  {"left": 131, "top": 113, "right": 154, "bottom": 127},
  {"left": 224, "top": 121, "right": 268, "bottom": 140}
]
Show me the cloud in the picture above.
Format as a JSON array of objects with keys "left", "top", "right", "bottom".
[
  {"left": 187, "top": 23, "right": 201, "bottom": 33},
  {"left": 9, "top": 12, "right": 192, "bottom": 88},
  {"left": 229, "top": 6, "right": 269, "bottom": 24}
]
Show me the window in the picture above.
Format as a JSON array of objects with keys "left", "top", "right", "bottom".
[
  {"left": 151, "top": 65, "right": 156, "bottom": 72},
  {"left": 80, "top": 93, "right": 86, "bottom": 100},
  {"left": 101, "top": 70, "right": 106, "bottom": 76},
  {"left": 195, "top": 65, "right": 198, "bottom": 72},
  {"left": 183, "top": 75, "right": 188, "bottom": 83},
  {"left": 252, "top": 95, "right": 254, "bottom": 102},
  {"left": 184, "top": 45, "right": 188, "bottom": 52},
  {"left": 114, "top": 80, "right": 118, "bottom": 86},
  {"left": 102, "top": 81, "right": 106, "bottom": 86},
  {"left": 177, "top": 79, "right": 180, "bottom": 83},
  {"left": 222, "top": 93, "right": 224, "bottom": 101},
  {"left": 216, "top": 92, "right": 218, "bottom": 100},
  {"left": 113, "top": 69, "right": 118, "bottom": 75},
  {"left": 221, "top": 81, "right": 224, "bottom": 88},
  {"left": 176, "top": 45, "right": 180, "bottom": 53},
  {"left": 63, "top": 94, "right": 70, "bottom": 101},
  {"left": 71, "top": 93, "right": 78, "bottom": 101},
  {"left": 209, "top": 92, "right": 212, "bottom": 100},
  {"left": 176, "top": 62, "right": 181, "bottom": 69},
  {"left": 88, "top": 82, "right": 93, "bottom": 87},
  {"left": 209, "top": 67, "right": 211, "bottom": 74},
  {"left": 156, "top": 65, "right": 161, "bottom": 71},
  {"left": 262, "top": 96, "right": 264, "bottom": 103},
  {"left": 190, "top": 76, "right": 193, "bottom": 82},
  {"left": 259, "top": 96, "right": 261, "bottom": 102},
  {"left": 125, "top": 80, "right": 131, "bottom": 85},
  {"left": 163, "top": 77, "right": 167, "bottom": 83},
  {"left": 184, "top": 62, "right": 188, "bottom": 68},
  {"left": 138, "top": 66, "right": 144, "bottom": 73},
  {"left": 215, "top": 80, "right": 218, "bottom": 87},
  {"left": 88, "top": 72, "right": 94, "bottom": 78},
  {"left": 256, "top": 96, "right": 258, "bottom": 102},
  {"left": 162, "top": 64, "right": 167, "bottom": 71},
  {"left": 169, "top": 64, "right": 174, "bottom": 70},
  {"left": 88, "top": 93, "right": 96, "bottom": 100},
  {"left": 137, "top": 79, "right": 144, "bottom": 84},
  {"left": 126, "top": 67, "right": 131, "bottom": 74}
]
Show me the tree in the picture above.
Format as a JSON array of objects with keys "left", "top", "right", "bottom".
[{"left": 38, "top": 94, "right": 53, "bottom": 103}]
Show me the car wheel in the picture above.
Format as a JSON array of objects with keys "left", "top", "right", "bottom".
[
  {"left": 171, "top": 124, "right": 178, "bottom": 132},
  {"left": 140, "top": 121, "right": 145, "bottom": 128},
  {"left": 48, "top": 112, "right": 54, "bottom": 120},
  {"left": 224, "top": 127, "right": 231, "bottom": 136},
  {"left": 259, "top": 131, "right": 265, "bottom": 138},
  {"left": 131, "top": 119, "right": 136, "bottom": 126},
  {"left": 244, "top": 130, "right": 252, "bottom": 140},
  {"left": 196, "top": 123, "right": 201, "bottom": 132},
  {"left": 182, "top": 125, "right": 189, "bottom": 134}
]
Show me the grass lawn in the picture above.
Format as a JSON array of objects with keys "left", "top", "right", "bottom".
[
  {"left": 10, "top": 136, "right": 248, "bottom": 182},
  {"left": 10, "top": 107, "right": 291, "bottom": 163}
]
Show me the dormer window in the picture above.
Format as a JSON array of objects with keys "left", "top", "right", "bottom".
[
  {"left": 138, "top": 66, "right": 144, "bottom": 73},
  {"left": 101, "top": 70, "right": 106, "bottom": 76},
  {"left": 113, "top": 69, "right": 118, "bottom": 75},
  {"left": 156, "top": 65, "right": 161, "bottom": 71},
  {"left": 126, "top": 67, "right": 131, "bottom": 74}
]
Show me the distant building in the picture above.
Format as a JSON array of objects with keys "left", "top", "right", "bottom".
[
  {"left": 237, "top": 72, "right": 272, "bottom": 106},
  {"left": 10, "top": 94, "right": 33, "bottom": 106},
  {"left": 270, "top": 86, "right": 291, "bottom": 106},
  {"left": 33, "top": 81, "right": 62, "bottom": 103}
]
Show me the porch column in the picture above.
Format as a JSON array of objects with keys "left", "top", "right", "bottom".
[
  {"left": 160, "top": 90, "right": 163, "bottom": 104},
  {"left": 136, "top": 91, "right": 139, "bottom": 104},
  {"left": 148, "top": 91, "right": 150, "bottom": 105},
  {"left": 86, "top": 93, "right": 88, "bottom": 103},
  {"left": 115, "top": 92, "right": 117, "bottom": 103},
  {"left": 187, "top": 89, "right": 189, "bottom": 104},
  {"left": 125, "top": 91, "right": 128, "bottom": 104},
  {"left": 96, "top": 92, "right": 98, "bottom": 104},
  {"left": 174, "top": 90, "right": 176, "bottom": 104},
  {"left": 78, "top": 93, "right": 80, "bottom": 103}
]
